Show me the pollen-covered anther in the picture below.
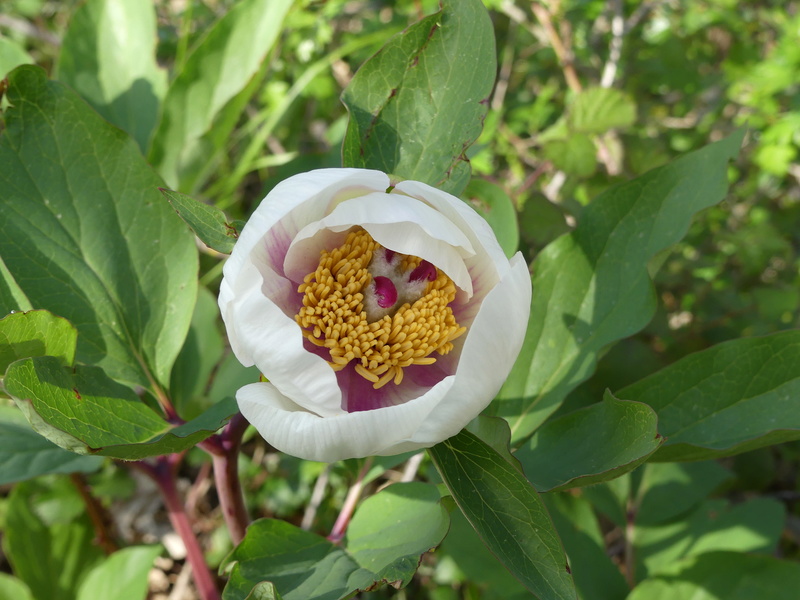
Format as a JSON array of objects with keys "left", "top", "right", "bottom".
[{"left": 295, "top": 228, "right": 466, "bottom": 390}]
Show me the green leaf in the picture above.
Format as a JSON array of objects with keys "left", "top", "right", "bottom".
[
  {"left": 56, "top": 0, "right": 167, "bottom": 153},
  {"left": 148, "top": 0, "right": 293, "bottom": 190},
  {"left": 0, "top": 254, "right": 33, "bottom": 316},
  {"left": 543, "top": 493, "right": 629, "bottom": 600},
  {"left": 341, "top": 0, "right": 496, "bottom": 195},
  {"left": 170, "top": 285, "right": 225, "bottom": 419},
  {"left": 429, "top": 430, "right": 577, "bottom": 600},
  {"left": 0, "top": 36, "right": 34, "bottom": 78},
  {"left": 618, "top": 330, "right": 800, "bottom": 461},
  {"left": 496, "top": 128, "right": 745, "bottom": 443},
  {"left": 345, "top": 482, "right": 450, "bottom": 589},
  {"left": 515, "top": 391, "right": 663, "bottom": 492},
  {"left": 4, "top": 356, "right": 237, "bottom": 459},
  {"left": 438, "top": 510, "right": 532, "bottom": 600},
  {"left": 0, "top": 310, "right": 77, "bottom": 373},
  {"left": 223, "top": 482, "right": 449, "bottom": 600},
  {"left": 542, "top": 134, "right": 597, "bottom": 177},
  {"left": 462, "top": 179, "right": 520, "bottom": 257},
  {"left": 0, "top": 65, "right": 198, "bottom": 389},
  {"left": 634, "top": 462, "right": 733, "bottom": 526},
  {"left": 160, "top": 188, "right": 241, "bottom": 254},
  {"left": 635, "top": 498, "right": 785, "bottom": 579},
  {"left": 628, "top": 552, "right": 800, "bottom": 600},
  {"left": 0, "top": 406, "right": 103, "bottom": 485},
  {"left": 76, "top": 545, "right": 163, "bottom": 600},
  {"left": 0, "top": 574, "right": 34, "bottom": 600},
  {"left": 567, "top": 87, "right": 636, "bottom": 134},
  {"left": 4, "top": 481, "right": 105, "bottom": 600}
]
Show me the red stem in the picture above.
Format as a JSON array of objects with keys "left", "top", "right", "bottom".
[
  {"left": 328, "top": 457, "right": 373, "bottom": 544},
  {"left": 143, "top": 457, "right": 222, "bottom": 600},
  {"left": 202, "top": 412, "right": 251, "bottom": 545}
]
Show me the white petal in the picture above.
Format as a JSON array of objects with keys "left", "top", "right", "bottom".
[
  {"left": 237, "top": 376, "right": 456, "bottom": 462},
  {"left": 221, "top": 169, "right": 390, "bottom": 303},
  {"left": 393, "top": 180, "right": 509, "bottom": 302},
  {"left": 405, "top": 252, "right": 532, "bottom": 445},
  {"left": 223, "top": 261, "right": 343, "bottom": 417},
  {"left": 284, "top": 193, "right": 475, "bottom": 295}
]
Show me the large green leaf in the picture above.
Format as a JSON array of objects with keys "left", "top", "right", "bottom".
[
  {"left": 429, "top": 430, "right": 577, "bottom": 600},
  {"left": 341, "top": 0, "right": 495, "bottom": 195},
  {"left": 0, "top": 36, "right": 33, "bottom": 78},
  {"left": 627, "top": 552, "right": 800, "bottom": 600},
  {"left": 0, "top": 406, "right": 103, "bottom": 484},
  {"left": 496, "top": 129, "right": 745, "bottom": 443},
  {"left": 4, "top": 356, "right": 237, "bottom": 459},
  {"left": 0, "top": 574, "right": 34, "bottom": 600},
  {"left": 148, "top": 0, "right": 293, "bottom": 191},
  {"left": 515, "top": 391, "right": 662, "bottom": 492},
  {"left": 635, "top": 498, "right": 784, "bottom": 580},
  {"left": 0, "top": 65, "right": 198, "bottom": 389},
  {"left": 169, "top": 285, "right": 226, "bottom": 419},
  {"left": 618, "top": 330, "right": 800, "bottom": 461},
  {"left": 4, "top": 481, "right": 105, "bottom": 600},
  {"left": 56, "top": 0, "right": 167, "bottom": 152},
  {"left": 0, "top": 310, "right": 77, "bottom": 373},
  {"left": 222, "top": 483, "right": 449, "bottom": 600},
  {"left": 76, "top": 545, "right": 163, "bottom": 600},
  {"left": 543, "top": 493, "right": 629, "bottom": 600}
]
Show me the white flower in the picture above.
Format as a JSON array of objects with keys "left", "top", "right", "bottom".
[{"left": 219, "top": 168, "right": 531, "bottom": 462}]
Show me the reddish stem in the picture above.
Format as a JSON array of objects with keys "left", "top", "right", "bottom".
[
  {"left": 134, "top": 457, "right": 221, "bottom": 600},
  {"left": 328, "top": 457, "right": 373, "bottom": 544},
  {"left": 201, "top": 412, "right": 251, "bottom": 545}
]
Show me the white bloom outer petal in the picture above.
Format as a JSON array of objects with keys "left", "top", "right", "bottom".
[
  {"left": 283, "top": 193, "right": 475, "bottom": 295},
  {"left": 398, "top": 252, "right": 532, "bottom": 447},
  {"left": 223, "top": 262, "right": 343, "bottom": 417},
  {"left": 219, "top": 169, "right": 389, "bottom": 331},
  {"left": 219, "top": 169, "right": 390, "bottom": 410},
  {"left": 393, "top": 179, "right": 508, "bottom": 270},
  {"left": 237, "top": 376, "right": 456, "bottom": 462},
  {"left": 393, "top": 180, "right": 509, "bottom": 302}
]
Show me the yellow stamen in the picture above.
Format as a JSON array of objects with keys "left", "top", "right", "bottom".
[{"left": 295, "top": 228, "right": 465, "bottom": 389}]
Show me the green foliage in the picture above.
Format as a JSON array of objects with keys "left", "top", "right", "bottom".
[
  {"left": 0, "top": 65, "right": 198, "bottom": 390},
  {"left": 223, "top": 483, "right": 449, "bottom": 600},
  {"left": 1, "top": 0, "right": 799, "bottom": 599},
  {"left": 430, "top": 430, "right": 576, "bottom": 599},
  {"left": 341, "top": 0, "right": 495, "bottom": 195}
]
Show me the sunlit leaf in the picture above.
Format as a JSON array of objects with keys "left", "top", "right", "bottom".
[
  {"left": 57, "top": 0, "right": 167, "bottom": 152},
  {"left": 429, "top": 430, "right": 577, "bottom": 600},
  {"left": 0, "top": 65, "right": 198, "bottom": 389},
  {"left": 496, "top": 129, "right": 745, "bottom": 443},
  {"left": 5, "top": 356, "right": 237, "bottom": 459},
  {"left": 341, "top": 0, "right": 495, "bottom": 195}
]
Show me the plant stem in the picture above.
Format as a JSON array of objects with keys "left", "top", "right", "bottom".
[
  {"left": 203, "top": 412, "right": 251, "bottom": 545},
  {"left": 149, "top": 456, "right": 221, "bottom": 600},
  {"left": 70, "top": 472, "right": 118, "bottom": 555},
  {"left": 328, "top": 457, "right": 373, "bottom": 544}
]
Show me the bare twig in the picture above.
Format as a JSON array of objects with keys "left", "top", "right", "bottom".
[
  {"left": 70, "top": 473, "right": 118, "bottom": 555},
  {"left": 301, "top": 465, "right": 331, "bottom": 530},
  {"left": 530, "top": 2, "right": 582, "bottom": 93},
  {"left": 600, "top": 0, "right": 625, "bottom": 88},
  {"left": 400, "top": 452, "right": 425, "bottom": 482},
  {"left": 0, "top": 14, "right": 60, "bottom": 46}
]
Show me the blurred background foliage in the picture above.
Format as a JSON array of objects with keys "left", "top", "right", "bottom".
[{"left": 1, "top": 0, "right": 799, "bottom": 598}]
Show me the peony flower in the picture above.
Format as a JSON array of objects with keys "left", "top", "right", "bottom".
[{"left": 218, "top": 168, "right": 531, "bottom": 462}]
